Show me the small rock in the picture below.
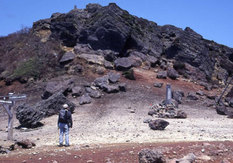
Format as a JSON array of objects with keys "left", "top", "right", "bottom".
[
  {"left": 154, "top": 82, "right": 163, "bottom": 88},
  {"left": 149, "top": 119, "right": 169, "bottom": 130}
]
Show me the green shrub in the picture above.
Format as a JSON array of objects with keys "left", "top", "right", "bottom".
[{"left": 11, "top": 57, "right": 42, "bottom": 79}]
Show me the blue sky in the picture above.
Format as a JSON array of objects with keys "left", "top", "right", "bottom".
[{"left": 0, "top": 0, "right": 233, "bottom": 48}]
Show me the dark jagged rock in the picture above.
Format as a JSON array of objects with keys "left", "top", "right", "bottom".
[
  {"left": 122, "top": 69, "right": 135, "bottom": 80},
  {"left": 187, "top": 92, "right": 199, "bottom": 100},
  {"left": 79, "top": 93, "right": 92, "bottom": 105},
  {"left": 156, "top": 71, "right": 167, "bottom": 79},
  {"left": 149, "top": 119, "right": 169, "bottom": 130},
  {"left": 85, "top": 87, "right": 101, "bottom": 98},
  {"left": 154, "top": 82, "right": 163, "bottom": 88},
  {"left": 167, "top": 67, "right": 179, "bottom": 80},
  {"left": 108, "top": 72, "right": 121, "bottom": 83},
  {"left": 16, "top": 92, "right": 75, "bottom": 127},
  {"left": 102, "top": 84, "right": 119, "bottom": 93},
  {"left": 138, "top": 149, "right": 165, "bottom": 163},
  {"left": 175, "top": 110, "right": 187, "bottom": 118},
  {"left": 196, "top": 90, "right": 204, "bottom": 96},
  {"left": 114, "top": 57, "right": 134, "bottom": 71},
  {"left": 118, "top": 83, "right": 127, "bottom": 92},
  {"left": 172, "top": 90, "right": 185, "bottom": 104},
  {"left": 216, "top": 105, "right": 227, "bottom": 115},
  {"left": 16, "top": 139, "right": 36, "bottom": 149},
  {"left": 103, "top": 50, "right": 118, "bottom": 62},
  {"left": 72, "top": 86, "right": 85, "bottom": 97},
  {"left": 41, "top": 79, "right": 74, "bottom": 99},
  {"left": 93, "top": 75, "right": 109, "bottom": 89},
  {"left": 104, "top": 60, "right": 114, "bottom": 69},
  {"left": 59, "top": 52, "right": 75, "bottom": 64},
  {"left": 146, "top": 56, "right": 159, "bottom": 67}
]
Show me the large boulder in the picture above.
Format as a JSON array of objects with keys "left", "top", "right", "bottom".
[
  {"left": 59, "top": 52, "right": 75, "bottom": 64},
  {"left": 72, "top": 86, "right": 85, "bottom": 97},
  {"left": 187, "top": 92, "right": 199, "bottom": 100},
  {"left": 216, "top": 105, "right": 227, "bottom": 115},
  {"left": 93, "top": 75, "right": 109, "bottom": 89},
  {"left": 149, "top": 119, "right": 169, "bottom": 130},
  {"left": 138, "top": 149, "right": 165, "bottom": 163},
  {"left": 156, "top": 71, "right": 167, "bottom": 79},
  {"left": 167, "top": 67, "right": 179, "bottom": 80},
  {"left": 79, "top": 93, "right": 92, "bottom": 105},
  {"left": 16, "top": 92, "right": 75, "bottom": 128},
  {"left": 172, "top": 90, "right": 185, "bottom": 104},
  {"left": 41, "top": 79, "right": 74, "bottom": 99},
  {"left": 114, "top": 57, "right": 134, "bottom": 71},
  {"left": 107, "top": 72, "right": 121, "bottom": 83},
  {"left": 16, "top": 139, "right": 36, "bottom": 149}
]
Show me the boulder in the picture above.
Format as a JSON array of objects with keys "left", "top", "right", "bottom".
[
  {"left": 118, "top": 83, "right": 127, "bottom": 92},
  {"left": 16, "top": 92, "right": 75, "bottom": 127},
  {"left": 41, "top": 79, "right": 74, "bottom": 99},
  {"left": 149, "top": 119, "right": 169, "bottom": 130},
  {"left": 85, "top": 87, "right": 101, "bottom": 98},
  {"left": 196, "top": 90, "right": 204, "bottom": 96},
  {"left": 108, "top": 72, "right": 121, "bottom": 83},
  {"left": 78, "top": 53, "right": 105, "bottom": 65},
  {"left": 73, "top": 64, "right": 83, "bottom": 73},
  {"left": 59, "top": 52, "right": 75, "bottom": 64},
  {"left": 72, "top": 86, "right": 85, "bottom": 97},
  {"left": 16, "top": 139, "right": 36, "bottom": 149},
  {"left": 104, "top": 60, "right": 114, "bottom": 69},
  {"left": 187, "top": 92, "right": 199, "bottom": 100},
  {"left": 74, "top": 44, "right": 93, "bottom": 54},
  {"left": 176, "top": 153, "right": 196, "bottom": 163},
  {"left": 122, "top": 69, "right": 135, "bottom": 80},
  {"left": 167, "top": 67, "right": 179, "bottom": 80},
  {"left": 175, "top": 110, "right": 187, "bottom": 118},
  {"left": 129, "top": 56, "right": 142, "bottom": 67},
  {"left": 102, "top": 84, "right": 119, "bottom": 93},
  {"left": 172, "top": 90, "right": 185, "bottom": 104},
  {"left": 138, "top": 149, "right": 165, "bottom": 163},
  {"left": 93, "top": 75, "right": 109, "bottom": 89},
  {"left": 216, "top": 105, "right": 227, "bottom": 115},
  {"left": 156, "top": 71, "right": 167, "bottom": 79},
  {"left": 103, "top": 50, "right": 118, "bottom": 62},
  {"left": 79, "top": 93, "right": 92, "bottom": 105},
  {"left": 154, "top": 82, "right": 163, "bottom": 88},
  {"left": 114, "top": 57, "right": 134, "bottom": 71},
  {"left": 146, "top": 56, "right": 159, "bottom": 67},
  {"left": 148, "top": 110, "right": 156, "bottom": 116}
]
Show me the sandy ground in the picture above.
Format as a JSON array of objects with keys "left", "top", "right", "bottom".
[
  {"left": 0, "top": 69, "right": 232, "bottom": 162},
  {"left": 0, "top": 80, "right": 232, "bottom": 147}
]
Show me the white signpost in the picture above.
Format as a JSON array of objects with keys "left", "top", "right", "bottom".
[
  {"left": 166, "top": 84, "right": 172, "bottom": 106},
  {"left": 0, "top": 93, "right": 26, "bottom": 140}
]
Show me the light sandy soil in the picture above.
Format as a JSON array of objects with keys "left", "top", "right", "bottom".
[
  {"left": 0, "top": 68, "right": 232, "bottom": 162},
  {"left": 0, "top": 78, "right": 232, "bottom": 147}
]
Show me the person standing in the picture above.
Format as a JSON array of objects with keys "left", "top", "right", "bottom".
[{"left": 58, "top": 104, "right": 73, "bottom": 147}]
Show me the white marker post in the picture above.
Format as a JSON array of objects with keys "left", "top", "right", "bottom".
[
  {"left": 166, "top": 84, "right": 172, "bottom": 106},
  {"left": 0, "top": 93, "right": 26, "bottom": 140}
]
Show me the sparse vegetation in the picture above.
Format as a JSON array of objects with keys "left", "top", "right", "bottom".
[{"left": 10, "top": 57, "right": 42, "bottom": 80}]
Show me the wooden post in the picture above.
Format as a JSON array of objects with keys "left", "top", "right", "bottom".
[{"left": 0, "top": 93, "right": 26, "bottom": 141}]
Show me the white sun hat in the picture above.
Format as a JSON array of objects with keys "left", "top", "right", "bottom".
[{"left": 63, "top": 104, "right": 68, "bottom": 109}]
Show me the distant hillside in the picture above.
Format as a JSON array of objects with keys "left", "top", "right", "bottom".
[{"left": 0, "top": 3, "right": 232, "bottom": 86}]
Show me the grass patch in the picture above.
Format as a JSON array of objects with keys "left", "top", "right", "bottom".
[{"left": 11, "top": 57, "right": 42, "bottom": 79}]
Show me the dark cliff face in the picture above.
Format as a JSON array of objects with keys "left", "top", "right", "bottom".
[{"left": 1, "top": 3, "right": 233, "bottom": 85}]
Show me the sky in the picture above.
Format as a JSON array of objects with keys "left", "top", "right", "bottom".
[{"left": 0, "top": 0, "right": 233, "bottom": 48}]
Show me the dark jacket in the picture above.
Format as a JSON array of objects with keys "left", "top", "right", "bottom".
[{"left": 58, "top": 109, "right": 73, "bottom": 128}]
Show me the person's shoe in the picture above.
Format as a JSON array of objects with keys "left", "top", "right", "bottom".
[
  {"left": 58, "top": 144, "right": 63, "bottom": 147},
  {"left": 65, "top": 144, "right": 70, "bottom": 147}
]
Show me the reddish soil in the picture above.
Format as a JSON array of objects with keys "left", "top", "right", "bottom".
[{"left": 0, "top": 141, "right": 233, "bottom": 163}]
